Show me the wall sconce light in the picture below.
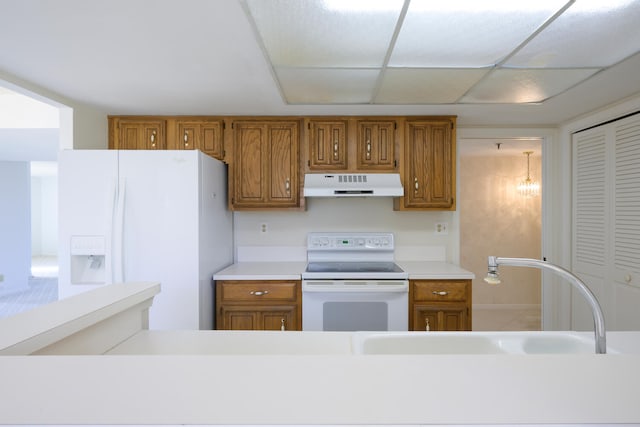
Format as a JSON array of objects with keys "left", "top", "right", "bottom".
[{"left": 517, "top": 151, "right": 540, "bottom": 197}]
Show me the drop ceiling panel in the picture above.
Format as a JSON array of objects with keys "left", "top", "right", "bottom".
[
  {"left": 389, "top": 0, "right": 567, "bottom": 67},
  {"left": 461, "top": 68, "right": 601, "bottom": 103},
  {"left": 375, "top": 68, "right": 490, "bottom": 104},
  {"left": 275, "top": 67, "right": 380, "bottom": 104},
  {"left": 246, "top": 0, "right": 403, "bottom": 67},
  {"left": 506, "top": 1, "right": 640, "bottom": 67}
]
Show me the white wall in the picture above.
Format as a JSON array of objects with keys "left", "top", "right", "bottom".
[
  {"left": 0, "top": 161, "right": 31, "bottom": 296},
  {"left": 234, "top": 198, "right": 457, "bottom": 262},
  {"left": 31, "top": 174, "right": 58, "bottom": 256},
  {"left": 459, "top": 153, "right": 542, "bottom": 307}
]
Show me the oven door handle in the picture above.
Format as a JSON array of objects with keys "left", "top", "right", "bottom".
[{"left": 302, "top": 282, "right": 408, "bottom": 293}]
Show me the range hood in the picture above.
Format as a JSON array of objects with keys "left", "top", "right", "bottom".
[{"left": 303, "top": 173, "right": 404, "bottom": 197}]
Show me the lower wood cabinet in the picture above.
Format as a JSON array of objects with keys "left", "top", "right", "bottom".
[
  {"left": 215, "top": 280, "right": 301, "bottom": 331},
  {"left": 409, "top": 279, "right": 472, "bottom": 331}
]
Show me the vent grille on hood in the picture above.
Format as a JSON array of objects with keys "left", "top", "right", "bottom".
[{"left": 303, "top": 173, "right": 404, "bottom": 197}]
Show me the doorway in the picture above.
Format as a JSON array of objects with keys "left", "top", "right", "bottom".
[
  {"left": 459, "top": 138, "right": 543, "bottom": 331},
  {"left": 0, "top": 85, "right": 60, "bottom": 317}
]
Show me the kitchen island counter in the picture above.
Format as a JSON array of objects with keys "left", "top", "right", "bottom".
[
  {"left": 2, "top": 283, "right": 640, "bottom": 425},
  {"left": 2, "top": 332, "right": 640, "bottom": 425}
]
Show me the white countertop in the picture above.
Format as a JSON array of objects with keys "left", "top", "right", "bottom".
[
  {"left": 214, "top": 261, "right": 474, "bottom": 280},
  {"left": 2, "top": 330, "right": 640, "bottom": 425},
  {"left": 397, "top": 260, "right": 475, "bottom": 279}
]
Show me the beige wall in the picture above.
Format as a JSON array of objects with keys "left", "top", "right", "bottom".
[{"left": 459, "top": 153, "right": 542, "bottom": 306}]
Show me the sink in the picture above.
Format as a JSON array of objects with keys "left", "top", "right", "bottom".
[
  {"left": 353, "top": 332, "right": 506, "bottom": 355},
  {"left": 519, "top": 334, "right": 595, "bottom": 354},
  {"left": 353, "top": 332, "right": 607, "bottom": 355}
]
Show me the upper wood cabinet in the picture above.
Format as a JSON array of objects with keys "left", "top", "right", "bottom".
[
  {"left": 356, "top": 120, "right": 397, "bottom": 170},
  {"left": 109, "top": 117, "right": 166, "bottom": 150},
  {"left": 108, "top": 116, "right": 225, "bottom": 160},
  {"left": 230, "top": 120, "right": 300, "bottom": 210},
  {"left": 396, "top": 118, "right": 456, "bottom": 210},
  {"left": 175, "top": 119, "right": 224, "bottom": 159},
  {"left": 307, "top": 119, "right": 348, "bottom": 170}
]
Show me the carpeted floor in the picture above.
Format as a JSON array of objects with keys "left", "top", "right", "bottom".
[
  {"left": 0, "top": 257, "right": 59, "bottom": 319},
  {"left": 0, "top": 276, "right": 58, "bottom": 319}
]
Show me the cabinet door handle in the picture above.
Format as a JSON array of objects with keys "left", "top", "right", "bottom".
[
  {"left": 281, "top": 318, "right": 286, "bottom": 331},
  {"left": 432, "top": 291, "right": 449, "bottom": 296},
  {"left": 366, "top": 140, "right": 371, "bottom": 159},
  {"left": 150, "top": 130, "right": 156, "bottom": 147},
  {"left": 333, "top": 141, "right": 339, "bottom": 159},
  {"left": 250, "top": 290, "right": 269, "bottom": 296},
  {"left": 425, "top": 318, "right": 430, "bottom": 332},
  {"left": 414, "top": 177, "right": 419, "bottom": 191},
  {"left": 285, "top": 178, "right": 290, "bottom": 192},
  {"left": 184, "top": 131, "right": 189, "bottom": 147}
]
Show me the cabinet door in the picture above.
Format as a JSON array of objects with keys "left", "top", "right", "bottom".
[
  {"left": 176, "top": 119, "right": 224, "bottom": 160},
  {"left": 219, "top": 308, "right": 259, "bottom": 330},
  {"left": 232, "top": 121, "right": 299, "bottom": 209},
  {"left": 357, "top": 120, "right": 396, "bottom": 170},
  {"left": 308, "top": 120, "right": 347, "bottom": 170},
  {"left": 218, "top": 306, "right": 298, "bottom": 330},
  {"left": 262, "top": 307, "right": 298, "bottom": 331},
  {"left": 113, "top": 118, "right": 166, "bottom": 150},
  {"left": 402, "top": 120, "right": 455, "bottom": 209},
  {"left": 233, "top": 122, "right": 265, "bottom": 206},
  {"left": 413, "top": 305, "right": 468, "bottom": 331},
  {"left": 268, "top": 123, "right": 299, "bottom": 206}
]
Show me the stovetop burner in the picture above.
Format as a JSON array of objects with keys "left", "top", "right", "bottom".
[
  {"left": 303, "top": 232, "right": 407, "bottom": 280},
  {"left": 306, "top": 261, "right": 404, "bottom": 274}
]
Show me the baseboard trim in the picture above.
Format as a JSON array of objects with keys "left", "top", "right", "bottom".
[{"left": 473, "top": 304, "right": 541, "bottom": 311}]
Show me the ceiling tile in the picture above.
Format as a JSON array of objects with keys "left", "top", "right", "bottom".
[
  {"left": 375, "top": 68, "right": 490, "bottom": 103},
  {"left": 461, "top": 68, "right": 601, "bottom": 103},
  {"left": 506, "top": 0, "right": 640, "bottom": 67},
  {"left": 246, "top": 0, "right": 403, "bottom": 67},
  {"left": 275, "top": 67, "right": 380, "bottom": 104},
  {"left": 389, "top": 0, "right": 568, "bottom": 67}
]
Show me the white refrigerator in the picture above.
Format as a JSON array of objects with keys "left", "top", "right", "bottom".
[{"left": 58, "top": 149, "right": 233, "bottom": 330}]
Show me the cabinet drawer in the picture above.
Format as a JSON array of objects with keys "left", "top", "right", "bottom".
[
  {"left": 218, "top": 281, "right": 298, "bottom": 303},
  {"left": 413, "top": 280, "right": 468, "bottom": 302}
]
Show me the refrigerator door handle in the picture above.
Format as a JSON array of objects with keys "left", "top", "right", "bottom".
[
  {"left": 113, "top": 178, "right": 126, "bottom": 283},
  {"left": 108, "top": 179, "right": 118, "bottom": 284}
]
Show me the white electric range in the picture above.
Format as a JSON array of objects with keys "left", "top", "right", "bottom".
[{"left": 301, "top": 232, "right": 408, "bottom": 331}]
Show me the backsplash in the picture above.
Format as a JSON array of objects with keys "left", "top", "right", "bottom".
[{"left": 233, "top": 197, "right": 456, "bottom": 262}]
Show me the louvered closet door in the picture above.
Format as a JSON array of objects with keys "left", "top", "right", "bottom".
[
  {"left": 572, "top": 127, "right": 610, "bottom": 329},
  {"left": 612, "top": 116, "right": 640, "bottom": 287},
  {"left": 572, "top": 127, "right": 608, "bottom": 277}
]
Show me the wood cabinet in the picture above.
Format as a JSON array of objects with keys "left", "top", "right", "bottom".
[
  {"left": 396, "top": 118, "right": 456, "bottom": 210},
  {"left": 304, "top": 117, "right": 400, "bottom": 173},
  {"left": 109, "top": 117, "right": 166, "bottom": 150},
  {"left": 356, "top": 120, "right": 397, "bottom": 170},
  {"left": 108, "top": 116, "right": 225, "bottom": 160},
  {"left": 215, "top": 280, "right": 302, "bottom": 330},
  {"left": 409, "top": 279, "right": 471, "bottom": 331},
  {"left": 175, "top": 119, "right": 224, "bottom": 159},
  {"left": 230, "top": 120, "right": 300, "bottom": 210},
  {"left": 307, "top": 119, "right": 348, "bottom": 170}
]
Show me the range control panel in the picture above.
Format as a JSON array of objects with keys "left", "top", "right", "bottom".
[{"left": 307, "top": 232, "right": 394, "bottom": 251}]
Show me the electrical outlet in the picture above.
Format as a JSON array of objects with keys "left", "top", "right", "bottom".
[
  {"left": 435, "top": 222, "right": 448, "bottom": 235},
  {"left": 260, "top": 223, "right": 268, "bottom": 233}
]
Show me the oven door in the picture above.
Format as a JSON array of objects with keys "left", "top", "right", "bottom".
[{"left": 302, "top": 280, "right": 408, "bottom": 331}]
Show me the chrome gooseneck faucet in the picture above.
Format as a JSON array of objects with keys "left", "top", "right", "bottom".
[{"left": 485, "top": 256, "right": 607, "bottom": 354}]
